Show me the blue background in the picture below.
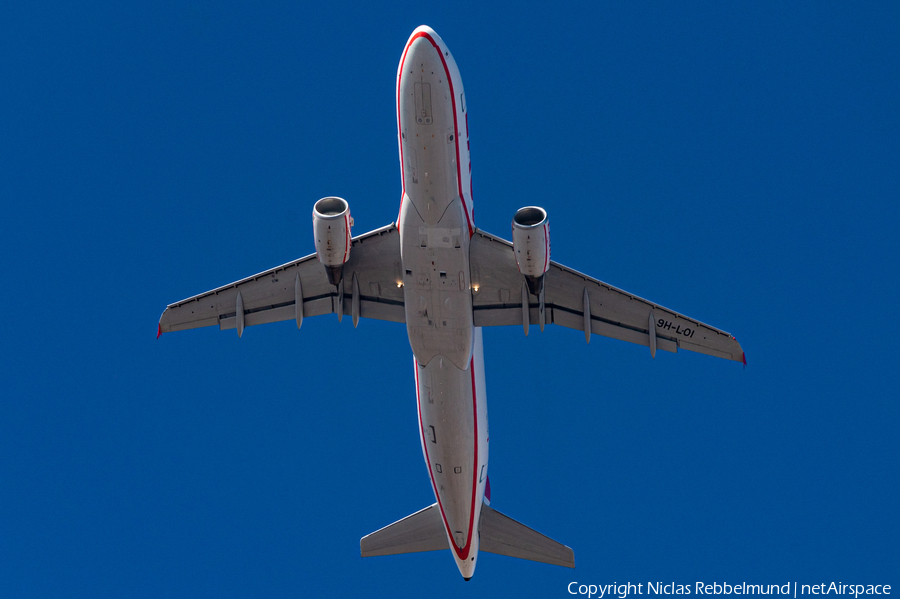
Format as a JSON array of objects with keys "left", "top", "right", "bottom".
[{"left": 2, "top": 2, "right": 897, "bottom": 596}]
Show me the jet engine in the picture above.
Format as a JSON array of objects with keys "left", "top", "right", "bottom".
[
  {"left": 313, "top": 196, "right": 353, "bottom": 286},
  {"left": 512, "top": 206, "right": 550, "bottom": 296}
]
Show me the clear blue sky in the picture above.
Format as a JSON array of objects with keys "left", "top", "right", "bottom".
[{"left": 2, "top": 2, "right": 897, "bottom": 597}]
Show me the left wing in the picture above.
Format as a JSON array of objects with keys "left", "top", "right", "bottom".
[
  {"left": 469, "top": 229, "right": 744, "bottom": 363},
  {"left": 159, "top": 224, "right": 404, "bottom": 336}
]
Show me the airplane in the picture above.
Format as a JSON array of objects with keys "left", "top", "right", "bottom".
[{"left": 157, "top": 25, "right": 745, "bottom": 580}]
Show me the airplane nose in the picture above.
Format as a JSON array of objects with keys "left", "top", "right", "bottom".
[{"left": 404, "top": 37, "right": 442, "bottom": 74}]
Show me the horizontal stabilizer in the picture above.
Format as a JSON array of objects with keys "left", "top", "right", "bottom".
[
  {"left": 360, "top": 504, "right": 448, "bottom": 557},
  {"left": 480, "top": 504, "right": 575, "bottom": 568}
]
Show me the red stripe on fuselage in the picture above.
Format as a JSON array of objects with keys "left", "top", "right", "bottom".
[
  {"left": 415, "top": 357, "right": 480, "bottom": 562},
  {"left": 396, "top": 31, "right": 473, "bottom": 236}
]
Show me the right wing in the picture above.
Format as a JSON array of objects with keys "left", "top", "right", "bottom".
[
  {"left": 469, "top": 229, "right": 744, "bottom": 363},
  {"left": 159, "top": 224, "right": 405, "bottom": 335}
]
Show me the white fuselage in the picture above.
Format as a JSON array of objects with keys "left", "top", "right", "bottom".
[{"left": 397, "top": 26, "right": 487, "bottom": 579}]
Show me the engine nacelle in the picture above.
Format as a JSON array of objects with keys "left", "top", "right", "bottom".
[
  {"left": 512, "top": 206, "right": 550, "bottom": 295},
  {"left": 313, "top": 196, "right": 353, "bottom": 286}
]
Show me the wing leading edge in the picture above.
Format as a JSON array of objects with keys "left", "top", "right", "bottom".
[
  {"left": 468, "top": 229, "right": 744, "bottom": 363},
  {"left": 158, "top": 224, "right": 405, "bottom": 335}
]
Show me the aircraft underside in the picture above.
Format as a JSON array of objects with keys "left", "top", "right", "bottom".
[{"left": 158, "top": 24, "right": 744, "bottom": 580}]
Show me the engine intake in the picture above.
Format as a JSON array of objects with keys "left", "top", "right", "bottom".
[
  {"left": 313, "top": 197, "right": 353, "bottom": 286},
  {"left": 512, "top": 206, "right": 550, "bottom": 295}
]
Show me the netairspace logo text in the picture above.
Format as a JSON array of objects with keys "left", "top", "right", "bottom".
[{"left": 567, "top": 582, "right": 892, "bottom": 599}]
